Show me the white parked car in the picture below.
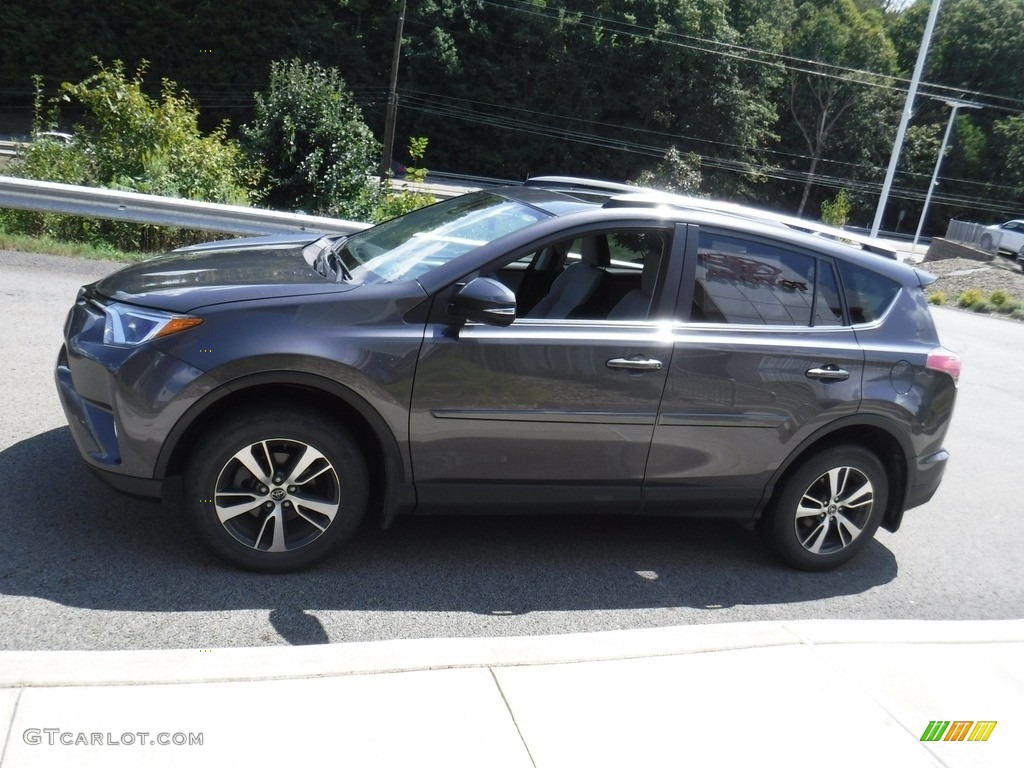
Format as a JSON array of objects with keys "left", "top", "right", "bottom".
[{"left": 980, "top": 219, "right": 1024, "bottom": 258}]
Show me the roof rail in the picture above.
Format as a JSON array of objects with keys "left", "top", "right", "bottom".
[
  {"left": 524, "top": 177, "right": 898, "bottom": 259},
  {"left": 602, "top": 190, "right": 898, "bottom": 259},
  {"left": 523, "top": 176, "right": 638, "bottom": 195}
]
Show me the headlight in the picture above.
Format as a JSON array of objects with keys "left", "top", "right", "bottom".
[{"left": 98, "top": 302, "right": 203, "bottom": 346}]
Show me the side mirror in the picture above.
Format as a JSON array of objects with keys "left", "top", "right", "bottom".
[{"left": 447, "top": 277, "right": 517, "bottom": 327}]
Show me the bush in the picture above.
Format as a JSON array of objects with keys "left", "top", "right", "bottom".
[
  {"left": 372, "top": 137, "right": 435, "bottom": 223},
  {"left": 2, "top": 61, "right": 252, "bottom": 252},
  {"left": 957, "top": 289, "right": 986, "bottom": 309},
  {"left": 63, "top": 61, "right": 251, "bottom": 205},
  {"left": 372, "top": 190, "right": 435, "bottom": 223},
  {"left": 243, "top": 59, "right": 381, "bottom": 221},
  {"left": 989, "top": 290, "right": 1011, "bottom": 307},
  {"left": 821, "top": 189, "right": 852, "bottom": 227},
  {"left": 927, "top": 291, "right": 946, "bottom": 306}
]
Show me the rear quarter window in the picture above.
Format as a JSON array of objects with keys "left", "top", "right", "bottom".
[{"left": 837, "top": 260, "right": 900, "bottom": 324}]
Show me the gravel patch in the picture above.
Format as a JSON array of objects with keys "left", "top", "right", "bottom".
[{"left": 920, "top": 256, "right": 1024, "bottom": 306}]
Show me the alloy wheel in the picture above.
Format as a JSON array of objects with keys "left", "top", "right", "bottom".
[
  {"left": 793, "top": 465, "right": 874, "bottom": 556},
  {"left": 214, "top": 438, "right": 341, "bottom": 552}
]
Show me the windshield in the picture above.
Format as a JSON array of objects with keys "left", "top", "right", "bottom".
[{"left": 337, "top": 192, "right": 549, "bottom": 284}]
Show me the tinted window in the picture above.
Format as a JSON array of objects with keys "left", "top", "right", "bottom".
[
  {"left": 507, "top": 229, "right": 667, "bottom": 320},
  {"left": 692, "top": 232, "right": 822, "bottom": 326},
  {"left": 837, "top": 260, "right": 900, "bottom": 324},
  {"left": 814, "top": 260, "right": 844, "bottom": 326}
]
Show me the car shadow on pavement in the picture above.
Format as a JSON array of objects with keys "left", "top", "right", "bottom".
[{"left": 0, "top": 428, "right": 897, "bottom": 622}]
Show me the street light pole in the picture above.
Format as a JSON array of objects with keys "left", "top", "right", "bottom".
[
  {"left": 379, "top": 0, "right": 408, "bottom": 183},
  {"left": 871, "top": 0, "right": 943, "bottom": 237},
  {"left": 912, "top": 100, "right": 981, "bottom": 247}
]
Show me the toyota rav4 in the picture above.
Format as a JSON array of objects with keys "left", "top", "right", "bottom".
[{"left": 56, "top": 178, "right": 961, "bottom": 572}]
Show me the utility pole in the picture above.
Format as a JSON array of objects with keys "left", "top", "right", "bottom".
[
  {"left": 913, "top": 100, "right": 981, "bottom": 247},
  {"left": 379, "top": 0, "right": 408, "bottom": 183},
  {"left": 871, "top": 0, "right": 943, "bottom": 237}
]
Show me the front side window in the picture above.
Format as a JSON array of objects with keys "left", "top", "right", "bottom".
[
  {"left": 502, "top": 229, "right": 667, "bottom": 321},
  {"left": 338, "top": 192, "right": 548, "bottom": 285},
  {"left": 691, "top": 231, "right": 829, "bottom": 326}
]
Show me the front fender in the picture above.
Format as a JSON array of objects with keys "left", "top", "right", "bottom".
[{"left": 154, "top": 360, "right": 418, "bottom": 526}]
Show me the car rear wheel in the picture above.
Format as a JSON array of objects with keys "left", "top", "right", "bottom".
[
  {"left": 185, "top": 408, "right": 368, "bottom": 573},
  {"left": 760, "top": 446, "right": 886, "bottom": 571}
]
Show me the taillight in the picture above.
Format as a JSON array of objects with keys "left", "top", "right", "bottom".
[{"left": 926, "top": 347, "right": 961, "bottom": 386}]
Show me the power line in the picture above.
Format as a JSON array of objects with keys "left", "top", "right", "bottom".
[
  {"left": 480, "top": 0, "right": 1024, "bottom": 115},
  {"left": 400, "top": 88, "right": 1022, "bottom": 201},
  {"left": 398, "top": 93, "right": 1021, "bottom": 216}
]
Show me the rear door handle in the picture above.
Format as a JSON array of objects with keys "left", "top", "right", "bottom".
[
  {"left": 805, "top": 365, "right": 850, "bottom": 382},
  {"left": 607, "top": 357, "right": 663, "bottom": 372}
]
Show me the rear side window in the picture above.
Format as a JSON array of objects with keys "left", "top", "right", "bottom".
[
  {"left": 837, "top": 261, "right": 900, "bottom": 324},
  {"left": 691, "top": 232, "right": 836, "bottom": 326}
]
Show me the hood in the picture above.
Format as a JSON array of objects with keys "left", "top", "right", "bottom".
[{"left": 94, "top": 242, "right": 357, "bottom": 313}]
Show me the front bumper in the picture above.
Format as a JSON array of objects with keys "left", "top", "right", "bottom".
[
  {"left": 55, "top": 297, "right": 219, "bottom": 499},
  {"left": 55, "top": 351, "right": 165, "bottom": 498}
]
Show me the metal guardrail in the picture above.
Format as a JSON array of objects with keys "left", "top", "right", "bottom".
[
  {"left": 945, "top": 219, "right": 999, "bottom": 253},
  {"left": 0, "top": 175, "right": 371, "bottom": 237},
  {"left": 389, "top": 178, "right": 471, "bottom": 200}
]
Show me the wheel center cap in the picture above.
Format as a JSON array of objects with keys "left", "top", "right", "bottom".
[
  {"left": 828, "top": 503, "right": 838, "bottom": 515},
  {"left": 270, "top": 488, "right": 287, "bottom": 502}
]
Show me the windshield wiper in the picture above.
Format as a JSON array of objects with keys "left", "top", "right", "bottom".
[{"left": 313, "top": 237, "right": 353, "bottom": 282}]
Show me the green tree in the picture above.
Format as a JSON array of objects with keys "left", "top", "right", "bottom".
[
  {"left": 389, "top": 1, "right": 789, "bottom": 196},
  {"left": 783, "top": 0, "right": 899, "bottom": 216},
  {"left": 0, "top": 1, "right": 354, "bottom": 131},
  {"left": 887, "top": 0, "right": 1024, "bottom": 225},
  {"left": 632, "top": 146, "right": 703, "bottom": 195},
  {"left": 993, "top": 115, "right": 1024, "bottom": 202},
  {"left": 242, "top": 59, "right": 381, "bottom": 220}
]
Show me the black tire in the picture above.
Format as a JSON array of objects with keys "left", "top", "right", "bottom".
[
  {"left": 759, "top": 445, "right": 887, "bottom": 571},
  {"left": 980, "top": 233, "right": 993, "bottom": 250},
  {"left": 185, "top": 408, "right": 368, "bottom": 573}
]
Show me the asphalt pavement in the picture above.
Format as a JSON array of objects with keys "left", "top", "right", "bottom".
[
  {"left": 1, "top": 247, "right": 1022, "bottom": 766},
  {"left": 1, "top": 250, "right": 1022, "bottom": 653}
]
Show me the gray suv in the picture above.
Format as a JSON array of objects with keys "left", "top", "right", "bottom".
[{"left": 56, "top": 178, "right": 960, "bottom": 572}]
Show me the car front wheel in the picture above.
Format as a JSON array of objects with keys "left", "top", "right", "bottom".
[
  {"left": 185, "top": 408, "right": 368, "bottom": 573},
  {"left": 760, "top": 446, "right": 887, "bottom": 571},
  {"left": 980, "top": 233, "right": 993, "bottom": 250}
]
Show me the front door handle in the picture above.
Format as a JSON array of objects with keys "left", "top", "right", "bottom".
[
  {"left": 805, "top": 365, "right": 850, "bottom": 382},
  {"left": 607, "top": 357, "right": 663, "bottom": 372}
]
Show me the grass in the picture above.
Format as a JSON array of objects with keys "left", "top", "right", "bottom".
[{"left": 0, "top": 228, "right": 149, "bottom": 262}]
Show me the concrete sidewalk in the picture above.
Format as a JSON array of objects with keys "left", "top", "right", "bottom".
[{"left": 1, "top": 620, "right": 1021, "bottom": 767}]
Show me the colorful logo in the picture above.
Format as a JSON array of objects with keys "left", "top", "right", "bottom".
[{"left": 920, "top": 721, "right": 997, "bottom": 742}]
